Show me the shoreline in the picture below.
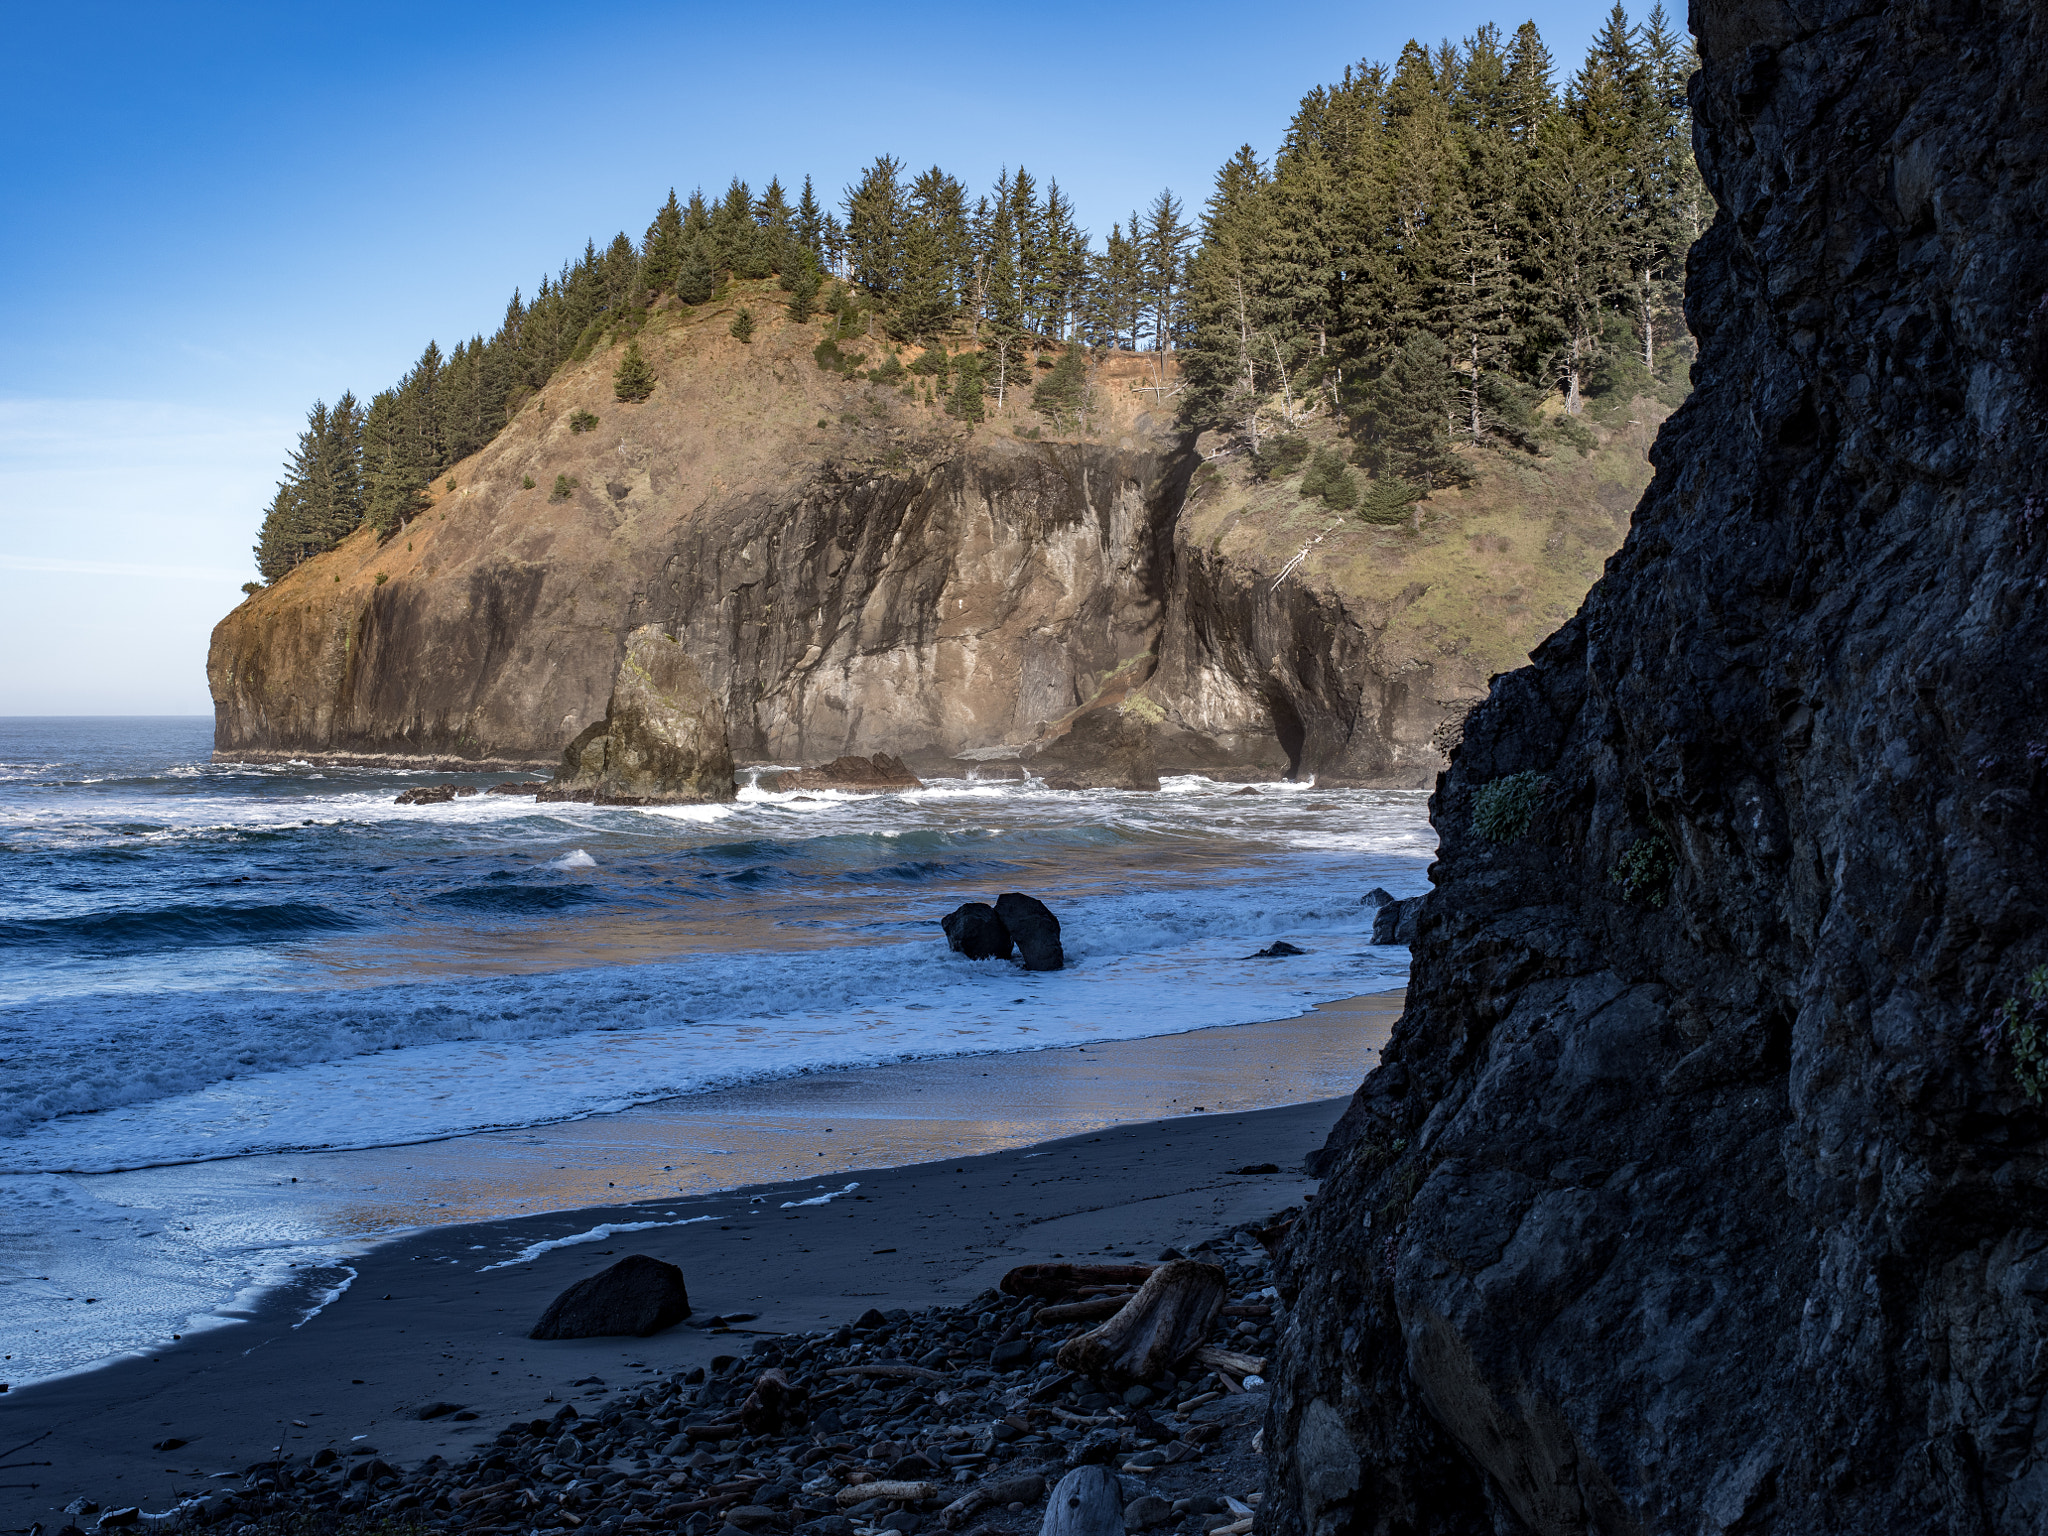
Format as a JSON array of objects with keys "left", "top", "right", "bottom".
[{"left": 0, "top": 998, "right": 1398, "bottom": 1521}]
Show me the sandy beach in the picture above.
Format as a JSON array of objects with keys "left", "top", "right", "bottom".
[{"left": 0, "top": 994, "right": 1398, "bottom": 1523}]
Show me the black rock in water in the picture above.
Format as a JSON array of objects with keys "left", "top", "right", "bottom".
[
  {"left": 995, "top": 892, "right": 1064, "bottom": 971},
  {"left": 529, "top": 1254, "right": 690, "bottom": 1339},
  {"left": 940, "top": 902, "right": 1014, "bottom": 960},
  {"left": 1369, "top": 896, "right": 1419, "bottom": 945},
  {"left": 1361, "top": 886, "right": 1395, "bottom": 908},
  {"left": 1248, "top": 941, "right": 1306, "bottom": 958}
]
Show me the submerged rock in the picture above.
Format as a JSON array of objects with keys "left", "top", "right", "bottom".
[
  {"left": 539, "top": 625, "right": 735, "bottom": 805},
  {"left": 995, "top": 893, "right": 1064, "bottom": 971},
  {"left": 394, "top": 783, "right": 476, "bottom": 805},
  {"left": 1247, "top": 941, "right": 1306, "bottom": 958},
  {"left": 941, "top": 902, "right": 1014, "bottom": 960},
  {"left": 771, "top": 754, "right": 923, "bottom": 792},
  {"left": 529, "top": 1253, "right": 691, "bottom": 1339}
]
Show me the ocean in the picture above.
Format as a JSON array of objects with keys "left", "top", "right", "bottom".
[{"left": 0, "top": 716, "right": 1432, "bottom": 1385}]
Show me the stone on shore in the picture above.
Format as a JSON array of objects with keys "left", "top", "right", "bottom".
[
  {"left": 941, "top": 902, "right": 1015, "bottom": 960},
  {"left": 1028, "top": 707, "right": 1161, "bottom": 792},
  {"left": 538, "top": 625, "right": 735, "bottom": 805},
  {"left": 528, "top": 1253, "right": 691, "bottom": 1339},
  {"left": 996, "top": 893, "right": 1065, "bottom": 971},
  {"left": 394, "top": 783, "right": 477, "bottom": 805}
]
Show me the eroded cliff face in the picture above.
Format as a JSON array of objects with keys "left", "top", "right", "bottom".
[
  {"left": 1269, "top": 2, "right": 2048, "bottom": 1533},
  {"left": 211, "top": 296, "right": 1653, "bottom": 785}
]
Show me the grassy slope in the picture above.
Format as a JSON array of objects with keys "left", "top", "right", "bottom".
[{"left": 1175, "top": 400, "right": 1672, "bottom": 701}]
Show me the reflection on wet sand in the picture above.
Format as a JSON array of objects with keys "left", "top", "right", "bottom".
[{"left": 94, "top": 994, "right": 1400, "bottom": 1250}]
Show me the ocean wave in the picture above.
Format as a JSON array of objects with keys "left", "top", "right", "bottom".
[{"left": 0, "top": 901, "right": 361, "bottom": 951}]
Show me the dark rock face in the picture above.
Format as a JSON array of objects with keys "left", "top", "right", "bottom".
[
  {"left": 393, "top": 783, "right": 475, "bottom": 805},
  {"left": 1269, "top": 6, "right": 2048, "bottom": 1535},
  {"left": 995, "top": 893, "right": 1064, "bottom": 972},
  {"left": 1367, "top": 897, "right": 1420, "bottom": 947},
  {"left": 941, "top": 902, "right": 1014, "bottom": 961},
  {"left": 1027, "top": 706, "right": 1162, "bottom": 791},
  {"left": 529, "top": 1254, "right": 691, "bottom": 1340},
  {"left": 771, "top": 753, "right": 923, "bottom": 792},
  {"left": 539, "top": 625, "right": 734, "bottom": 805}
]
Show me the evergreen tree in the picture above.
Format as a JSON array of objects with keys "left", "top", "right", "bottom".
[
  {"left": 1033, "top": 342, "right": 1091, "bottom": 430},
  {"left": 614, "top": 338, "right": 656, "bottom": 400},
  {"left": 1352, "top": 332, "right": 1464, "bottom": 487},
  {"left": 729, "top": 307, "right": 755, "bottom": 343},
  {"left": 1140, "top": 189, "right": 1192, "bottom": 352},
  {"left": 786, "top": 253, "right": 822, "bottom": 322},
  {"left": 844, "top": 156, "right": 905, "bottom": 296},
  {"left": 675, "top": 240, "right": 717, "bottom": 305},
  {"left": 946, "top": 352, "right": 986, "bottom": 422},
  {"left": 795, "top": 175, "right": 827, "bottom": 267},
  {"left": 642, "top": 190, "right": 685, "bottom": 296}
]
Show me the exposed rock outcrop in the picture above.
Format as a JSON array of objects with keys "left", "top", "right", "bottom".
[
  {"left": 941, "top": 902, "right": 1014, "bottom": 961},
  {"left": 1270, "top": 5, "right": 2048, "bottom": 1534},
  {"left": 538, "top": 625, "right": 733, "bottom": 804},
  {"left": 769, "top": 753, "right": 922, "bottom": 792}
]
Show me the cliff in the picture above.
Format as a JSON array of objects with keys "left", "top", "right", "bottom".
[
  {"left": 1267, "top": 2, "right": 2048, "bottom": 1533},
  {"left": 209, "top": 295, "right": 1662, "bottom": 785}
]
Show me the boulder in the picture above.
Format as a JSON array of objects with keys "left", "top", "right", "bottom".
[
  {"left": 1028, "top": 707, "right": 1160, "bottom": 792},
  {"left": 1361, "top": 886, "right": 1395, "bottom": 908},
  {"left": 941, "top": 902, "right": 1014, "bottom": 960},
  {"left": 1248, "top": 941, "right": 1306, "bottom": 958},
  {"left": 486, "top": 781, "right": 549, "bottom": 795},
  {"left": 395, "top": 783, "right": 477, "bottom": 805},
  {"left": 1369, "top": 896, "right": 1420, "bottom": 945},
  {"left": 539, "top": 626, "right": 734, "bottom": 805},
  {"left": 529, "top": 1253, "right": 691, "bottom": 1339},
  {"left": 770, "top": 754, "right": 923, "bottom": 792},
  {"left": 995, "top": 893, "right": 1064, "bottom": 971}
]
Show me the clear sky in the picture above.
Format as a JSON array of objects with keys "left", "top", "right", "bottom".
[{"left": 1, "top": 0, "right": 1641, "bottom": 716}]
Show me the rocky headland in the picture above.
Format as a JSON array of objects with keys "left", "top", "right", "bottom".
[
  {"left": 1268, "top": 2, "right": 2048, "bottom": 1532},
  {"left": 207, "top": 304, "right": 1664, "bottom": 789}
]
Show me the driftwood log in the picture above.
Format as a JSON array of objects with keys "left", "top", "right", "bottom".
[
  {"left": 1191, "top": 1344, "right": 1265, "bottom": 1379},
  {"left": 999, "top": 1262, "right": 1155, "bottom": 1301},
  {"left": 939, "top": 1474, "right": 1047, "bottom": 1529},
  {"left": 738, "top": 1368, "right": 799, "bottom": 1435},
  {"left": 1037, "top": 1465, "right": 1124, "bottom": 1536},
  {"left": 836, "top": 1480, "right": 938, "bottom": 1506},
  {"left": 1053, "top": 1260, "right": 1227, "bottom": 1387},
  {"left": 1032, "top": 1295, "right": 1132, "bottom": 1326}
]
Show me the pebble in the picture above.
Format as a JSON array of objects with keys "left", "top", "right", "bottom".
[{"left": 73, "top": 1224, "right": 1292, "bottom": 1536}]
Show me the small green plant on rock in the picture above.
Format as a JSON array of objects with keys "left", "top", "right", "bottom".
[
  {"left": 569, "top": 410, "right": 600, "bottom": 434},
  {"left": 1995, "top": 964, "right": 2048, "bottom": 1102},
  {"left": 1472, "top": 771, "right": 1547, "bottom": 843},
  {"left": 1610, "top": 829, "right": 1676, "bottom": 908},
  {"left": 550, "top": 473, "right": 576, "bottom": 502}
]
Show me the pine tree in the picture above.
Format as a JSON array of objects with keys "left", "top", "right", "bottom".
[
  {"left": 675, "top": 240, "right": 716, "bottom": 305},
  {"left": 1033, "top": 341, "right": 1090, "bottom": 429},
  {"left": 729, "top": 308, "right": 755, "bottom": 343},
  {"left": 614, "top": 338, "right": 656, "bottom": 400},
  {"left": 795, "top": 176, "right": 827, "bottom": 268},
  {"left": 642, "top": 190, "right": 685, "bottom": 296},
  {"left": 1140, "top": 189, "right": 1192, "bottom": 353},
  {"left": 947, "top": 352, "right": 986, "bottom": 422},
  {"left": 786, "top": 254, "right": 822, "bottom": 322},
  {"left": 844, "top": 156, "right": 905, "bottom": 297}
]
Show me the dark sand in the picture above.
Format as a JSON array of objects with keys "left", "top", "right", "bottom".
[{"left": 0, "top": 995, "right": 1398, "bottom": 1522}]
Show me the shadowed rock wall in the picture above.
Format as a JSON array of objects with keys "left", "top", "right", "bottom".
[{"left": 1266, "top": 2, "right": 2048, "bottom": 1532}]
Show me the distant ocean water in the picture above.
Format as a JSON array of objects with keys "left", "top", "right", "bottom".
[{"left": 0, "top": 716, "right": 1433, "bottom": 1382}]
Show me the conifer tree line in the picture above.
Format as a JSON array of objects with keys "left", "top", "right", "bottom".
[
  {"left": 251, "top": 4, "right": 1705, "bottom": 583},
  {"left": 1181, "top": 3, "right": 1707, "bottom": 500}
]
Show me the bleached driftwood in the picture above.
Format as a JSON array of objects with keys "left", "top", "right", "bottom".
[
  {"left": 837, "top": 1480, "right": 938, "bottom": 1506},
  {"left": 1038, "top": 1465, "right": 1124, "bottom": 1536},
  {"left": 1054, "top": 1260, "right": 1227, "bottom": 1386},
  {"left": 939, "top": 1474, "right": 1047, "bottom": 1529}
]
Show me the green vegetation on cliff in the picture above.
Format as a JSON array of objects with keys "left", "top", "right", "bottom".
[{"left": 250, "top": 3, "right": 1701, "bottom": 587}]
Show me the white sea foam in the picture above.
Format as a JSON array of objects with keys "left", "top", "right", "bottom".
[
  {"left": 780, "top": 1181, "right": 860, "bottom": 1208},
  {"left": 480, "top": 1215, "right": 718, "bottom": 1271},
  {"left": 552, "top": 849, "right": 597, "bottom": 869}
]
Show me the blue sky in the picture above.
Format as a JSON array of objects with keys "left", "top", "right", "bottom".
[{"left": 1, "top": 0, "right": 1640, "bottom": 714}]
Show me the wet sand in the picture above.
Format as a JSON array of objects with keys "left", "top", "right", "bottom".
[{"left": 0, "top": 993, "right": 1399, "bottom": 1523}]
